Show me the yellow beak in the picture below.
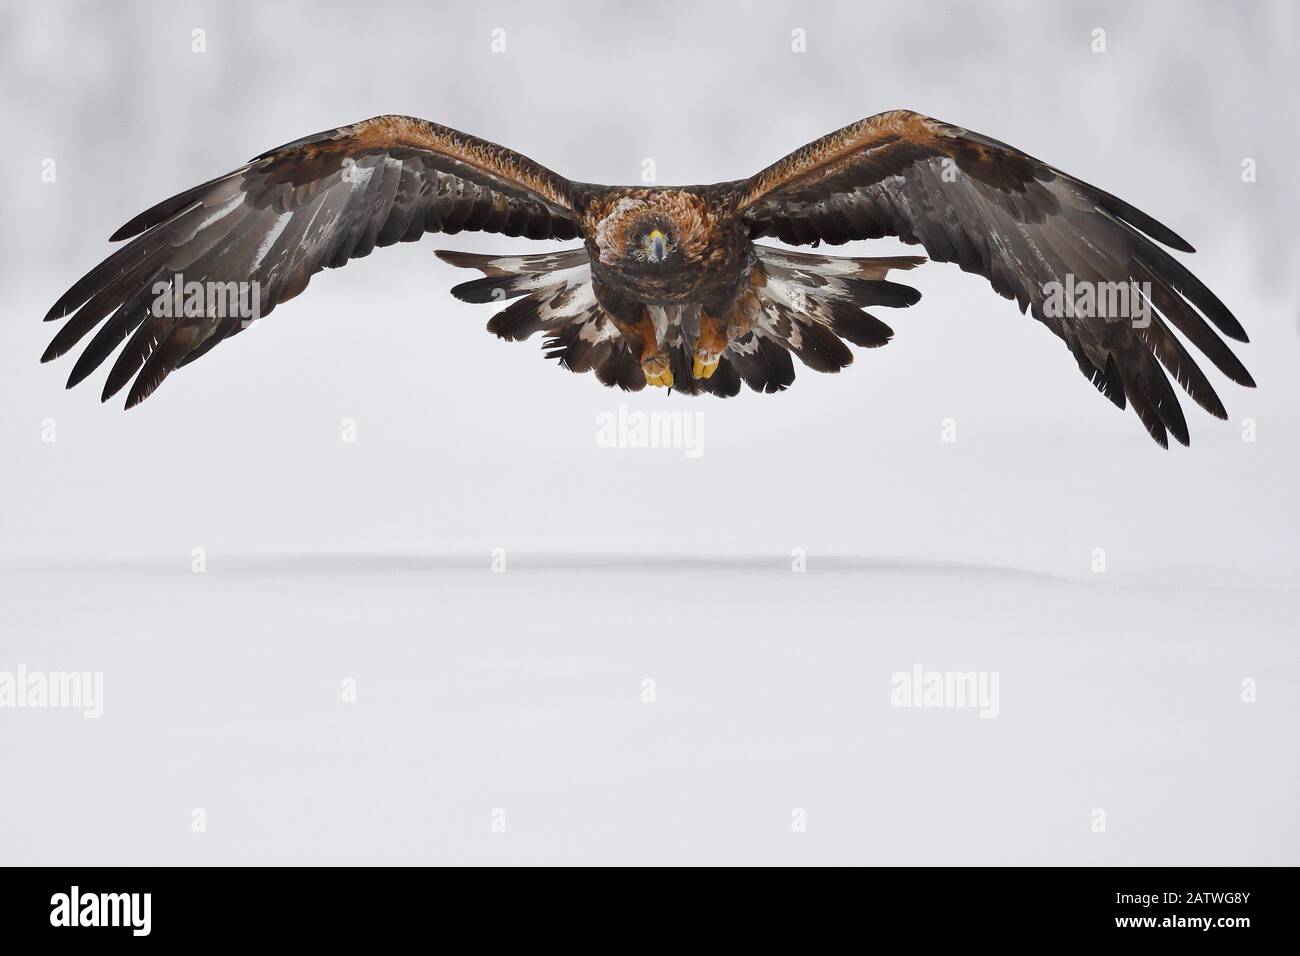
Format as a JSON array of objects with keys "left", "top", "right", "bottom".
[{"left": 647, "top": 229, "right": 666, "bottom": 261}]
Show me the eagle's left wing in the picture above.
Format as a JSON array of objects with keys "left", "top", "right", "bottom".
[
  {"left": 43, "top": 115, "right": 578, "bottom": 407},
  {"left": 736, "top": 110, "right": 1253, "bottom": 446}
]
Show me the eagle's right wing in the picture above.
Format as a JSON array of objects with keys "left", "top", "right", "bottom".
[
  {"left": 43, "top": 115, "right": 578, "bottom": 407},
  {"left": 737, "top": 110, "right": 1253, "bottom": 446}
]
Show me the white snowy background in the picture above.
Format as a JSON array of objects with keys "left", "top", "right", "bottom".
[{"left": 1, "top": 0, "right": 1297, "bottom": 864}]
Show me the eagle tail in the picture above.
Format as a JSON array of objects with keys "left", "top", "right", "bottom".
[
  {"left": 437, "top": 246, "right": 644, "bottom": 390},
  {"left": 437, "top": 244, "right": 925, "bottom": 394},
  {"left": 735, "top": 246, "right": 925, "bottom": 386}
]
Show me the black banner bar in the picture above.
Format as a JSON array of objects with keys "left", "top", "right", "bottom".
[{"left": 0, "top": 866, "right": 1288, "bottom": 943}]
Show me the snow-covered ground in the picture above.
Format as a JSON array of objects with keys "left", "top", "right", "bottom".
[{"left": 2, "top": 552, "right": 1297, "bottom": 865}]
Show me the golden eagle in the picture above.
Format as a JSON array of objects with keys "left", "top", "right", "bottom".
[{"left": 43, "top": 111, "right": 1252, "bottom": 446}]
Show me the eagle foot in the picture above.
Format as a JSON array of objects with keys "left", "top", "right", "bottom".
[
  {"left": 692, "top": 347, "right": 721, "bottom": 380},
  {"left": 641, "top": 353, "right": 674, "bottom": 388}
]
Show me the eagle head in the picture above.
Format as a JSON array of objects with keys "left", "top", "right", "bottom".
[{"left": 593, "top": 194, "right": 707, "bottom": 268}]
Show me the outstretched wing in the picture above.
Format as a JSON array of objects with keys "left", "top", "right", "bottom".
[
  {"left": 43, "top": 115, "right": 578, "bottom": 406},
  {"left": 737, "top": 110, "right": 1253, "bottom": 446}
]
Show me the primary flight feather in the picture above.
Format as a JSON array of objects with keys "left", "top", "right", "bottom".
[{"left": 43, "top": 110, "right": 1253, "bottom": 446}]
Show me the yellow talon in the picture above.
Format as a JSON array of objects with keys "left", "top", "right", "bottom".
[
  {"left": 692, "top": 349, "right": 720, "bottom": 380},
  {"left": 642, "top": 354, "right": 674, "bottom": 388}
]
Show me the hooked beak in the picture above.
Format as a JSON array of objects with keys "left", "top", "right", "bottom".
[{"left": 648, "top": 229, "right": 666, "bottom": 262}]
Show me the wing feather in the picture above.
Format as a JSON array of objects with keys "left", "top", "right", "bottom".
[
  {"left": 44, "top": 115, "right": 578, "bottom": 404},
  {"left": 738, "top": 110, "right": 1252, "bottom": 444}
]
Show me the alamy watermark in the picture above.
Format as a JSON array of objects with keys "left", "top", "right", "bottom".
[
  {"left": 890, "top": 664, "right": 999, "bottom": 718},
  {"left": 50, "top": 886, "right": 150, "bottom": 936},
  {"left": 595, "top": 404, "right": 704, "bottom": 459},
  {"left": 151, "top": 273, "right": 262, "bottom": 328},
  {"left": 0, "top": 664, "right": 103, "bottom": 718},
  {"left": 1042, "top": 275, "right": 1151, "bottom": 328}
]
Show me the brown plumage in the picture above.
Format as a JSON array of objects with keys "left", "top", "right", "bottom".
[{"left": 43, "top": 110, "right": 1252, "bottom": 446}]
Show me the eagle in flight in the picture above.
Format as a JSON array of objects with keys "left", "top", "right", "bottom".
[{"left": 43, "top": 110, "right": 1253, "bottom": 446}]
